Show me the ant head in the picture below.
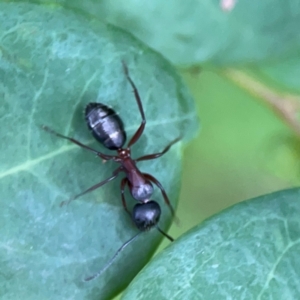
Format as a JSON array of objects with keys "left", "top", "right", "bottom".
[{"left": 132, "top": 201, "right": 161, "bottom": 231}]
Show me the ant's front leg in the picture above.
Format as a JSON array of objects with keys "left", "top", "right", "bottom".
[
  {"left": 120, "top": 177, "right": 131, "bottom": 216},
  {"left": 143, "top": 173, "right": 180, "bottom": 225}
]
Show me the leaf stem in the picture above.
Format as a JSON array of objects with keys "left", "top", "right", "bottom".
[{"left": 223, "top": 69, "right": 300, "bottom": 137}]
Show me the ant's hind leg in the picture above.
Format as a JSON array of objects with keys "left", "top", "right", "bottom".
[
  {"left": 122, "top": 62, "right": 146, "bottom": 148},
  {"left": 42, "top": 125, "right": 114, "bottom": 161},
  {"left": 135, "top": 136, "right": 181, "bottom": 162}
]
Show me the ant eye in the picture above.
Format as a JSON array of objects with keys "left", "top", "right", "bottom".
[{"left": 132, "top": 201, "right": 161, "bottom": 231}]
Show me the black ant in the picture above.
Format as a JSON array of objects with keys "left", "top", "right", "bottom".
[{"left": 43, "top": 62, "right": 180, "bottom": 281}]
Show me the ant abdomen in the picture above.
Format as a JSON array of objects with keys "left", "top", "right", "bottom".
[
  {"left": 85, "top": 102, "right": 126, "bottom": 150},
  {"left": 132, "top": 201, "right": 161, "bottom": 231}
]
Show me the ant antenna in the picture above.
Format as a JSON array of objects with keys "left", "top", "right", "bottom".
[
  {"left": 84, "top": 232, "right": 142, "bottom": 281},
  {"left": 156, "top": 226, "right": 174, "bottom": 242},
  {"left": 84, "top": 227, "right": 174, "bottom": 281}
]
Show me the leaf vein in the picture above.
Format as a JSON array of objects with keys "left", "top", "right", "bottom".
[
  {"left": 256, "top": 239, "right": 300, "bottom": 299},
  {"left": 0, "top": 112, "right": 195, "bottom": 179}
]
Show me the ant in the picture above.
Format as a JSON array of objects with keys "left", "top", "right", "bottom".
[{"left": 43, "top": 62, "right": 180, "bottom": 281}]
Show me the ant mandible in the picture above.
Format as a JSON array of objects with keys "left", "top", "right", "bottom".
[{"left": 43, "top": 62, "right": 180, "bottom": 280}]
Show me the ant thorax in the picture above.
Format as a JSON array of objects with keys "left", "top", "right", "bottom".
[
  {"left": 117, "top": 148, "right": 131, "bottom": 160},
  {"left": 130, "top": 181, "right": 154, "bottom": 201}
]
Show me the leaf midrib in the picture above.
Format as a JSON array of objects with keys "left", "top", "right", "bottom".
[{"left": 0, "top": 112, "right": 195, "bottom": 179}]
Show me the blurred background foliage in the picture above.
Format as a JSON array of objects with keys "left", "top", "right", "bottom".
[{"left": 163, "top": 68, "right": 298, "bottom": 249}]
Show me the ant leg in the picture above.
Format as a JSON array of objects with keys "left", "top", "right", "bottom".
[
  {"left": 60, "top": 168, "right": 121, "bottom": 207},
  {"left": 42, "top": 125, "right": 115, "bottom": 161},
  {"left": 122, "top": 62, "right": 146, "bottom": 148},
  {"left": 135, "top": 137, "right": 181, "bottom": 162},
  {"left": 120, "top": 178, "right": 131, "bottom": 216},
  {"left": 143, "top": 173, "right": 179, "bottom": 224}
]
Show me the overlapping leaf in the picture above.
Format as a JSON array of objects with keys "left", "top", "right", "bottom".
[{"left": 122, "top": 188, "right": 300, "bottom": 299}]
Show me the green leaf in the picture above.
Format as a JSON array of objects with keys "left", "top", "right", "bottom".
[
  {"left": 13, "top": 0, "right": 300, "bottom": 66},
  {"left": 98, "top": 0, "right": 300, "bottom": 66},
  {"left": 0, "top": 3, "right": 198, "bottom": 300},
  {"left": 9, "top": 0, "right": 300, "bottom": 66},
  {"left": 122, "top": 188, "right": 300, "bottom": 299}
]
